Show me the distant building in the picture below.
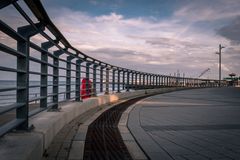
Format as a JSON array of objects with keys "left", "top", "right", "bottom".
[{"left": 224, "top": 74, "right": 240, "bottom": 86}]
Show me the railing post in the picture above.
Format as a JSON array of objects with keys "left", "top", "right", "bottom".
[
  {"left": 179, "top": 76, "right": 182, "bottom": 87},
  {"left": 155, "top": 75, "right": 158, "bottom": 87},
  {"left": 183, "top": 77, "right": 185, "bottom": 87},
  {"left": 112, "top": 69, "right": 115, "bottom": 91},
  {"left": 169, "top": 77, "right": 172, "bottom": 87},
  {"left": 153, "top": 75, "right": 155, "bottom": 87},
  {"left": 158, "top": 76, "right": 161, "bottom": 87},
  {"left": 149, "top": 75, "right": 152, "bottom": 88},
  {"left": 158, "top": 76, "right": 160, "bottom": 87},
  {"left": 182, "top": 77, "right": 185, "bottom": 87},
  {"left": 131, "top": 72, "right": 134, "bottom": 89},
  {"left": 85, "top": 62, "right": 91, "bottom": 97},
  {"left": 167, "top": 76, "right": 170, "bottom": 87},
  {"left": 159, "top": 75, "right": 162, "bottom": 87},
  {"left": 146, "top": 74, "right": 149, "bottom": 87},
  {"left": 66, "top": 55, "right": 74, "bottom": 100},
  {"left": 41, "top": 41, "right": 54, "bottom": 108},
  {"left": 135, "top": 72, "right": 138, "bottom": 90},
  {"left": 156, "top": 75, "right": 158, "bottom": 87},
  {"left": 16, "top": 23, "right": 44, "bottom": 130},
  {"left": 122, "top": 70, "right": 125, "bottom": 90},
  {"left": 100, "top": 66, "right": 104, "bottom": 93},
  {"left": 93, "top": 64, "right": 98, "bottom": 96},
  {"left": 105, "top": 67, "right": 109, "bottom": 94},
  {"left": 139, "top": 73, "right": 141, "bottom": 88},
  {"left": 53, "top": 50, "right": 64, "bottom": 109},
  {"left": 176, "top": 77, "right": 179, "bottom": 87},
  {"left": 169, "top": 77, "right": 171, "bottom": 87},
  {"left": 76, "top": 59, "right": 82, "bottom": 101},
  {"left": 152, "top": 75, "right": 154, "bottom": 87},
  {"left": 143, "top": 74, "right": 145, "bottom": 88},
  {"left": 178, "top": 77, "right": 180, "bottom": 87},
  {"left": 117, "top": 69, "right": 121, "bottom": 92},
  {"left": 126, "top": 70, "right": 130, "bottom": 91}
]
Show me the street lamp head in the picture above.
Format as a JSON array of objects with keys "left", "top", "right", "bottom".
[
  {"left": 219, "top": 44, "right": 225, "bottom": 49},
  {"left": 215, "top": 52, "right": 219, "bottom": 55}
]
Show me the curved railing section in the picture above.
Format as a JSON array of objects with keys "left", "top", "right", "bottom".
[{"left": 0, "top": 0, "right": 225, "bottom": 136}]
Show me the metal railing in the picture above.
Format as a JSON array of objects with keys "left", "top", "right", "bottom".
[{"left": 0, "top": 0, "right": 225, "bottom": 136}]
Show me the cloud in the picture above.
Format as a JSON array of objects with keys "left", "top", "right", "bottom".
[
  {"left": 217, "top": 16, "right": 240, "bottom": 45},
  {"left": 144, "top": 37, "right": 204, "bottom": 49},
  {"left": 174, "top": 0, "right": 240, "bottom": 22},
  {"left": 225, "top": 47, "right": 240, "bottom": 55},
  {"left": 88, "top": 47, "right": 170, "bottom": 65}
]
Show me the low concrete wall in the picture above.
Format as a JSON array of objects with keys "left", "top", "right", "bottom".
[{"left": 0, "top": 87, "right": 184, "bottom": 160}]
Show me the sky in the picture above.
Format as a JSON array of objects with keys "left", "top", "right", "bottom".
[{"left": 1, "top": 0, "right": 240, "bottom": 80}]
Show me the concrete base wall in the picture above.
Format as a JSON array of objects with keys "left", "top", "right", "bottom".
[{"left": 0, "top": 88, "right": 184, "bottom": 160}]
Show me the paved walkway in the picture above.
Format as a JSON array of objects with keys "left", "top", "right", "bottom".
[{"left": 128, "top": 87, "right": 240, "bottom": 160}]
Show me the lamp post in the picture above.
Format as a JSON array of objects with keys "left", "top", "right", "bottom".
[{"left": 216, "top": 44, "right": 225, "bottom": 87}]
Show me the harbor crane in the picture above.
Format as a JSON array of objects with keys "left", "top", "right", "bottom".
[{"left": 199, "top": 68, "right": 210, "bottom": 78}]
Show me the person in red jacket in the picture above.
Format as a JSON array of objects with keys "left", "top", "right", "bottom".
[{"left": 81, "top": 78, "right": 92, "bottom": 99}]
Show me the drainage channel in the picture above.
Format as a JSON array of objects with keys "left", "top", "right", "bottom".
[{"left": 83, "top": 95, "right": 151, "bottom": 160}]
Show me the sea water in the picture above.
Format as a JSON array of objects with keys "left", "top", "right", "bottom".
[{"left": 0, "top": 80, "right": 69, "bottom": 106}]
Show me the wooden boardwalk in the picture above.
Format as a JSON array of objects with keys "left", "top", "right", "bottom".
[{"left": 128, "top": 87, "right": 240, "bottom": 160}]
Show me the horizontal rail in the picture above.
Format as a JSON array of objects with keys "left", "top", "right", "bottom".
[{"left": 0, "top": 103, "right": 25, "bottom": 115}]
